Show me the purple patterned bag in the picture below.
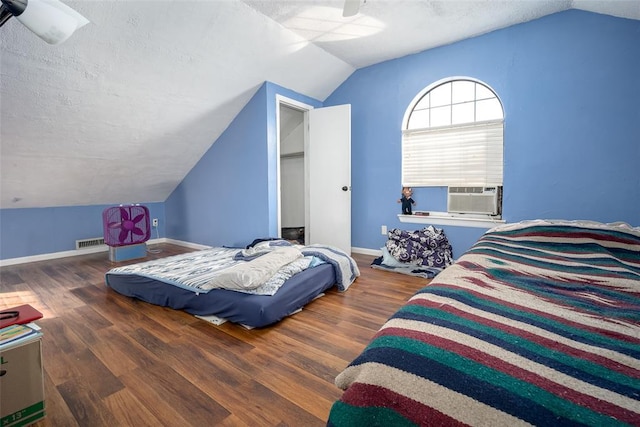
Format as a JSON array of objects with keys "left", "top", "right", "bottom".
[{"left": 385, "top": 226, "right": 453, "bottom": 269}]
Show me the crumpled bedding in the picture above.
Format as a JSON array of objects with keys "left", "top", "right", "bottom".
[
  {"left": 240, "top": 238, "right": 360, "bottom": 292},
  {"left": 205, "top": 246, "right": 303, "bottom": 291},
  {"left": 106, "top": 246, "right": 308, "bottom": 295},
  {"left": 106, "top": 238, "right": 360, "bottom": 296},
  {"left": 385, "top": 225, "right": 453, "bottom": 269},
  {"left": 234, "top": 239, "right": 293, "bottom": 261},
  {"left": 242, "top": 256, "right": 313, "bottom": 295}
]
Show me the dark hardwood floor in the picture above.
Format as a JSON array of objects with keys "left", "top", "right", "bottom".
[{"left": 0, "top": 244, "right": 431, "bottom": 426}]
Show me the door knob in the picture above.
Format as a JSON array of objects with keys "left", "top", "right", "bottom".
[{"left": 342, "top": 186, "right": 349, "bottom": 191}]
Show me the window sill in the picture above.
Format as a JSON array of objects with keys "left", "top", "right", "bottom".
[{"left": 398, "top": 212, "right": 505, "bottom": 229}]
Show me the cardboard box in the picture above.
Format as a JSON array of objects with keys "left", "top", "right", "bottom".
[{"left": 0, "top": 335, "right": 45, "bottom": 427}]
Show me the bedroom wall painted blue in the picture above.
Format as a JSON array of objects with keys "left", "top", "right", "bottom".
[
  {"left": 324, "top": 9, "right": 640, "bottom": 257},
  {"left": 0, "top": 202, "right": 165, "bottom": 260},
  {"left": 164, "top": 84, "right": 270, "bottom": 248},
  {"left": 164, "top": 82, "right": 321, "bottom": 248},
  {"left": 2, "top": 11, "right": 637, "bottom": 262}
]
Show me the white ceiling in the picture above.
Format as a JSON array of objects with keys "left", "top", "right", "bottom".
[{"left": 1, "top": 0, "right": 638, "bottom": 209}]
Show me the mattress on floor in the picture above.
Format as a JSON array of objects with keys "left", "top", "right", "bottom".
[{"left": 105, "top": 263, "right": 336, "bottom": 328}]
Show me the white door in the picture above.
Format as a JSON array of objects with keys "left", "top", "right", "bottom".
[{"left": 307, "top": 104, "right": 351, "bottom": 253}]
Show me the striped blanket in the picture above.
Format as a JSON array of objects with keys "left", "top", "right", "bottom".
[
  {"left": 302, "top": 244, "right": 360, "bottom": 291},
  {"left": 328, "top": 220, "right": 640, "bottom": 426}
]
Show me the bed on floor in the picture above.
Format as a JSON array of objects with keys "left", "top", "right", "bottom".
[
  {"left": 328, "top": 220, "right": 640, "bottom": 426},
  {"left": 105, "top": 240, "right": 359, "bottom": 328}
]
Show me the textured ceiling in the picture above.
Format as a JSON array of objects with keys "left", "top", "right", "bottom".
[{"left": 1, "top": 0, "right": 638, "bottom": 209}]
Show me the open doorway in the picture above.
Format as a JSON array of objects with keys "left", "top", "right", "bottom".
[
  {"left": 276, "top": 96, "right": 352, "bottom": 253},
  {"left": 277, "top": 98, "right": 310, "bottom": 244}
]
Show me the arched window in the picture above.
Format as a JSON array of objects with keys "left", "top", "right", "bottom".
[{"left": 402, "top": 78, "right": 504, "bottom": 187}]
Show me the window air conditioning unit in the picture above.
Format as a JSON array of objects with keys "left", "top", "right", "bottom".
[{"left": 448, "top": 186, "right": 502, "bottom": 215}]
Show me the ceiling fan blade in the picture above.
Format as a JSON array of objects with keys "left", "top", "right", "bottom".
[{"left": 343, "top": 0, "right": 359, "bottom": 17}]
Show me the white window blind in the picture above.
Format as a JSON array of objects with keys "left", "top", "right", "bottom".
[{"left": 402, "top": 120, "right": 503, "bottom": 187}]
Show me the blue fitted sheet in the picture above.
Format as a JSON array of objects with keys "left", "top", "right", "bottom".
[{"left": 105, "top": 263, "right": 336, "bottom": 328}]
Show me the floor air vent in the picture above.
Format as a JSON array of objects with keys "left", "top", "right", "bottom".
[{"left": 76, "top": 237, "right": 105, "bottom": 250}]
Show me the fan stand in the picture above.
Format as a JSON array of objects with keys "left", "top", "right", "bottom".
[{"left": 108, "top": 243, "right": 147, "bottom": 262}]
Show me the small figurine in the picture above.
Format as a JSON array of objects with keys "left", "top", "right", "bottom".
[{"left": 398, "top": 186, "right": 416, "bottom": 215}]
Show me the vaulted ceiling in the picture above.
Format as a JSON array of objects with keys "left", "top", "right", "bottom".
[{"left": 1, "top": 0, "right": 638, "bottom": 209}]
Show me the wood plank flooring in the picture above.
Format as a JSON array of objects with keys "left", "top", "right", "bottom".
[{"left": 0, "top": 244, "right": 431, "bottom": 427}]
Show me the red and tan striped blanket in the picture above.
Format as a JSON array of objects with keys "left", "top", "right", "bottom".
[{"left": 328, "top": 220, "right": 640, "bottom": 426}]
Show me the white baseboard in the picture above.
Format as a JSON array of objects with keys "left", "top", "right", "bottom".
[
  {"left": 163, "top": 238, "right": 212, "bottom": 250},
  {"left": 0, "top": 238, "right": 197, "bottom": 267},
  {"left": 1, "top": 245, "right": 107, "bottom": 267},
  {"left": 351, "top": 247, "right": 382, "bottom": 256},
  {"left": 0, "top": 239, "right": 375, "bottom": 267}
]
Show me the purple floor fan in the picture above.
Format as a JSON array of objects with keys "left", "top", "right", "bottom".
[{"left": 102, "top": 205, "right": 151, "bottom": 262}]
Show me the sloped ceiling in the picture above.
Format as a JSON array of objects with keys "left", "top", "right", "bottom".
[{"left": 1, "top": 0, "right": 638, "bottom": 209}]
